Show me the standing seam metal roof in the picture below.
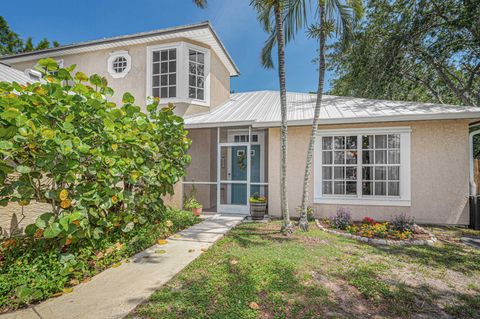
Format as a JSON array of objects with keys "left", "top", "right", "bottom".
[{"left": 184, "top": 90, "right": 480, "bottom": 128}]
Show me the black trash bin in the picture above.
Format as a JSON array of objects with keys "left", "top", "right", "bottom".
[{"left": 470, "top": 196, "right": 480, "bottom": 230}]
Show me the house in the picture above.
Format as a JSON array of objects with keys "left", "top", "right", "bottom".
[{"left": 1, "top": 21, "right": 479, "bottom": 227}]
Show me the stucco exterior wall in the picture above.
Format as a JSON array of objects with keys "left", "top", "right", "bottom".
[
  {"left": 10, "top": 37, "right": 230, "bottom": 116},
  {"left": 268, "top": 120, "right": 471, "bottom": 225}
]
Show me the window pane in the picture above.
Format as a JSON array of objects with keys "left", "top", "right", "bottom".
[
  {"left": 189, "top": 75, "right": 196, "bottom": 86},
  {"left": 160, "top": 87, "right": 168, "bottom": 98},
  {"left": 189, "top": 87, "right": 196, "bottom": 98},
  {"left": 189, "top": 50, "right": 196, "bottom": 61},
  {"left": 334, "top": 136, "right": 345, "bottom": 149},
  {"left": 323, "top": 181, "right": 332, "bottom": 194},
  {"left": 388, "top": 182, "right": 400, "bottom": 196},
  {"left": 322, "top": 167, "right": 332, "bottom": 179},
  {"left": 152, "top": 76, "right": 159, "bottom": 87},
  {"left": 346, "top": 167, "right": 356, "bottom": 180},
  {"left": 169, "top": 86, "right": 176, "bottom": 98},
  {"left": 169, "top": 61, "right": 176, "bottom": 73},
  {"left": 375, "top": 150, "right": 387, "bottom": 164},
  {"left": 346, "top": 136, "right": 357, "bottom": 149},
  {"left": 362, "top": 182, "right": 373, "bottom": 195},
  {"left": 334, "top": 167, "right": 345, "bottom": 180},
  {"left": 388, "top": 166, "right": 400, "bottom": 180},
  {"left": 161, "top": 75, "right": 168, "bottom": 86},
  {"left": 153, "top": 51, "right": 160, "bottom": 62},
  {"left": 375, "top": 182, "right": 386, "bottom": 195},
  {"left": 334, "top": 151, "right": 345, "bottom": 164},
  {"left": 169, "top": 74, "right": 176, "bottom": 85},
  {"left": 197, "top": 89, "right": 204, "bottom": 100},
  {"left": 153, "top": 63, "right": 160, "bottom": 74},
  {"left": 363, "top": 135, "right": 374, "bottom": 149},
  {"left": 334, "top": 181, "right": 345, "bottom": 194},
  {"left": 346, "top": 182, "right": 357, "bottom": 195},
  {"left": 388, "top": 150, "right": 400, "bottom": 164},
  {"left": 388, "top": 134, "right": 400, "bottom": 148},
  {"left": 152, "top": 87, "right": 160, "bottom": 98},
  {"left": 322, "top": 151, "right": 332, "bottom": 164},
  {"left": 161, "top": 50, "right": 168, "bottom": 60},
  {"left": 375, "top": 135, "right": 387, "bottom": 149},
  {"left": 197, "top": 52, "right": 204, "bottom": 63},
  {"left": 161, "top": 62, "right": 168, "bottom": 73},
  {"left": 362, "top": 167, "right": 373, "bottom": 180},
  {"left": 197, "top": 77, "right": 204, "bottom": 89},
  {"left": 363, "top": 150, "right": 374, "bottom": 164},
  {"left": 322, "top": 137, "right": 333, "bottom": 150},
  {"left": 346, "top": 151, "right": 357, "bottom": 164},
  {"left": 169, "top": 49, "right": 176, "bottom": 60},
  {"left": 197, "top": 64, "right": 205, "bottom": 76},
  {"left": 375, "top": 166, "right": 387, "bottom": 180}
]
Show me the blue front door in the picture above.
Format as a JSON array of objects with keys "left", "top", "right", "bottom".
[{"left": 230, "top": 145, "right": 261, "bottom": 204}]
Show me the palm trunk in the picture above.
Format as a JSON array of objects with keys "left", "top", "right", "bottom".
[
  {"left": 274, "top": 3, "right": 292, "bottom": 232},
  {"left": 298, "top": 4, "right": 326, "bottom": 231}
]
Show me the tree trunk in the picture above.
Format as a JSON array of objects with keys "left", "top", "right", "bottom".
[
  {"left": 298, "top": 4, "right": 326, "bottom": 231},
  {"left": 274, "top": 3, "right": 292, "bottom": 233}
]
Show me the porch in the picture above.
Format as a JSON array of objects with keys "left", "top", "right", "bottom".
[{"left": 183, "top": 126, "right": 269, "bottom": 215}]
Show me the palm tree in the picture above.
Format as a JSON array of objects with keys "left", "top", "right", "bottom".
[
  {"left": 297, "top": 0, "right": 363, "bottom": 231},
  {"left": 192, "top": 0, "right": 207, "bottom": 8},
  {"left": 250, "top": 0, "right": 304, "bottom": 232}
]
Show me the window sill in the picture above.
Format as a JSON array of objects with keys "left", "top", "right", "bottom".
[
  {"left": 313, "top": 197, "right": 411, "bottom": 207},
  {"left": 148, "top": 97, "right": 210, "bottom": 107}
]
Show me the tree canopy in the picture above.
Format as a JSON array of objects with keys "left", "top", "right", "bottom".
[
  {"left": 0, "top": 16, "right": 59, "bottom": 56},
  {"left": 329, "top": 0, "right": 480, "bottom": 106}
]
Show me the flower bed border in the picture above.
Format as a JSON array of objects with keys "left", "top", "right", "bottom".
[{"left": 315, "top": 219, "right": 437, "bottom": 246}]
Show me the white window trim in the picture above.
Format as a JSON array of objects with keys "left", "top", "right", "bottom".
[
  {"left": 146, "top": 42, "right": 210, "bottom": 107},
  {"left": 314, "top": 126, "right": 411, "bottom": 206},
  {"left": 107, "top": 51, "right": 131, "bottom": 79}
]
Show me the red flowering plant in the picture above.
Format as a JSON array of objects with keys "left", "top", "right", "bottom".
[{"left": 362, "top": 216, "right": 376, "bottom": 225}]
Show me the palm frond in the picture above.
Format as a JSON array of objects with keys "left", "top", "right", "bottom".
[
  {"left": 261, "top": 32, "right": 277, "bottom": 68},
  {"left": 193, "top": 0, "right": 207, "bottom": 8}
]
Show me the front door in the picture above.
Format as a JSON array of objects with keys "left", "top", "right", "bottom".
[{"left": 231, "top": 146, "right": 247, "bottom": 204}]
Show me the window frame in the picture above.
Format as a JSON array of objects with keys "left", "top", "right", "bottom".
[
  {"left": 107, "top": 51, "right": 131, "bottom": 79},
  {"left": 314, "top": 127, "right": 411, "bottom": 206},
  {"left": 146, "top": 42, "right": 210, "bottom": 106}
]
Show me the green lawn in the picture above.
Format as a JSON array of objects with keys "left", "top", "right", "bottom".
[{"left": 131, "top": 222, "right": 480, "bottom": 319}]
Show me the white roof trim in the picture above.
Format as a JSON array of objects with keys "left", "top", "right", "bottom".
[{"left": 0, "top": 22, "right": 239, "bottom": 77}]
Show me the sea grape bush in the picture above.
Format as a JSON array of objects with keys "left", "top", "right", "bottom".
[{"left": 0, "top": 58, "right": 191, "bottom": 242}]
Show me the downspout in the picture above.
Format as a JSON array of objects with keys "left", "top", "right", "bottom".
[{"left": 469, "top": 129, "right": 480, "bottom": 196}]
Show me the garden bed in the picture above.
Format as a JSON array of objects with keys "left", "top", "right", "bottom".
[
  {"left": 316, "top": 209, "right": 437, "bottom": 246},
  {"left": 0, "top": 208, "right": 200, "bottom": 314}
]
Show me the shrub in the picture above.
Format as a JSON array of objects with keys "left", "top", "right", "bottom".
[
  {"left": 0, "top": 59, "right": 191, "bottom": 242},
  {"left": 346, "top": 225, "right": 359, "bottom": 234},
  {"left": 390, "top": 214, "right": 415, "bottom": 232},
  {"left": 330, "top": 208, "right": 352, "bottom": 230},
  {"left": 360, "top": 222, "right": 389, "bottom": 238}
]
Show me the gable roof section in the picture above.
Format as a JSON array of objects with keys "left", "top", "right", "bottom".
[
  {"left": 184, "top": 90, "right": 480, "bottom": 128},
  {"left": 0, "top": 63, "right": 36, "bottom": 85},
  {"left": 0, "top": 21, "right": 240, "bottom": 77}
]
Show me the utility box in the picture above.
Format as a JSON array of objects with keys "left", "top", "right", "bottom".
[{"left": 470, "top": 196, "right": 480, "bottom": 230}]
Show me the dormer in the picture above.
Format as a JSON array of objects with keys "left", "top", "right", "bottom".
[{"left": 0, "top": 22, "right": 239, "bottom": 116}]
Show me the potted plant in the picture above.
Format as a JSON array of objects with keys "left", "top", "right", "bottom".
[
  {"left": 249, "top": 192, "right": 267, "bottom": 220},
  {"left": 184, "top": 185, "right": 203, "bottom": 216}
]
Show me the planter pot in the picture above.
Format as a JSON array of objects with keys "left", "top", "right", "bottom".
[
  {"left": 250, "top": 202, "right": 267, "bottom": 220},
  {"left": 192, "top": 207, "right": 202, "bottom": 216}
]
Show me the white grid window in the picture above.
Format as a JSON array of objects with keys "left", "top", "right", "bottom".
[
  {"left": 188, "top": 50, "right": 205, "bottom": 100},
  {"left": 152, "top": 49, "right": 176, "bottom": 99},
  {"left": 321, "top": 134, "right": 401, "bottom": 197},
  {"left": 112, "top": 56, "right": 127, "bottom": 73},
  {"left": 362, "top": 134, "right": 400, "bottom": 196},
  {"left": 322, "top": 136, "right": 358, "bottom": 195}
]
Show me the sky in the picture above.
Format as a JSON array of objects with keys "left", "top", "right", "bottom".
[{"left": 2, "top": 0, "right": 332, "bottom": 93}]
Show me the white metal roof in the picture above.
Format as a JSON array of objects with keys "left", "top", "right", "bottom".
[
  {"left": 184, "top": 90, "right": 480, "bottom": 128},
  {"left": 0, "top": 63, "right": 36, "bottom": 85},
  {"left": 0, "top": 22, "right": 240, "bottom": 77}
]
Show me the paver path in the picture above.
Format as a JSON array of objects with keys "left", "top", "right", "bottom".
[{"left": 1, "top": 214, "right": 244, "bottom": 319}]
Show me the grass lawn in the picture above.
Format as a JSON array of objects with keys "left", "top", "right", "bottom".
[{"left": 131, "top": 222, "right": 480, "bottom": 319}]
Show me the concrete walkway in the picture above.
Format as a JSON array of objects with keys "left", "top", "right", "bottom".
[{"left": 1, "top": 214, "right": 244, "bottom": 319}]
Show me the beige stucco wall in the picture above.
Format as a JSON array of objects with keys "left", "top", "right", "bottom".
[
  {"left": 268, "top": 119, "right": 472, "bottom": 225},
  {"left": 11, "top": 37, "right": 230, "bottom": 116}
]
